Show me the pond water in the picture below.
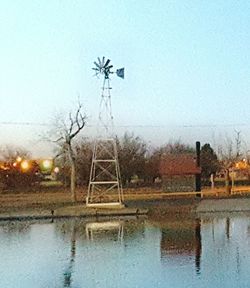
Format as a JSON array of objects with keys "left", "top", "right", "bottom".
[{"left": 0, "top": 214, "right": 250, "bottom": 288}]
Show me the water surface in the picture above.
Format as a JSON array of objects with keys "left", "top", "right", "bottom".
[{"left": 0, "top": 214, "right": 250, "bottom": 288}]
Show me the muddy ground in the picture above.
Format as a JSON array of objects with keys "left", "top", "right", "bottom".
[
  {"left": 1, "top": 186, "right": 249, "bottom": 220},
  {"left": 0, "top": 187, "right": 200, "bottom": 221}
]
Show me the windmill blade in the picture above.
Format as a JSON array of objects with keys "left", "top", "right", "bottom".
[
  {"left": 116, "top": 68, "right": 124, "bottom": 79},
  {"left": 106, "top": 65, "right": 113, "bottom": 69},
  {"left": 94, "top": 61, "right": 100, "bottom": 69},
  {"left": 102, "top": 56, "right": 105, "bottom": 66},
  {"left": 92, "top": 68, "right": 99, "bottom": 71},
  {"left": 97, "top": 57, "right": 102, "bottom": 66},
  {"left": 104, "top": 59, "right": 110, "bottom": 68}
]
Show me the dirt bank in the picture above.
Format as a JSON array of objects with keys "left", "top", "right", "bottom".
[
  {"left": 0, "top": 188, "right": 200, "bottom": 221},
  {"left": 0, "top": 187, "right": 197, "bottom": 214},
  {"left": 1, "top": 187, "right": 250, "bottom": 221}
]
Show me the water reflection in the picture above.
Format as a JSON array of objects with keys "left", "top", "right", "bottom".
[
  {"left": 201, "top": 213, "right": 250, "bottom": 285},
  {"left": 63, "top": 221, "right": 76, "bottom": 287},
  {"left": 195, "top": 218, "right": 202, "bottom": 274},
  {"left": 0, "top": 214, "right": 250, "bottom": 288},
  {"left": 85, "top": 220, "right": 124, "bottom": 242},
  {"left": 226, "top": 217, "right": 230, "bottom": 240},
  {"left": 160, "top": 218, "right": 202, "bottom": 274},
  {"left": 53, "top": 217, "right": 147, "bottom": 287},
  {"left": 0, "top": 220, "right": 32, "bottom": 234}
]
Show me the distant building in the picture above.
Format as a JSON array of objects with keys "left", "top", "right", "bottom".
[{"left": 159, "top": 153, "right": 201, "bottom": 192}]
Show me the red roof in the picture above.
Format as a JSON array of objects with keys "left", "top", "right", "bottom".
[{"left": 159, "top": 154, "right": 201, "bottom": 176}]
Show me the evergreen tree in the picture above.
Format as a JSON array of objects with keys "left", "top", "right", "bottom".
[{"left": 200, "top": 143, "right": 220, "bottom": 181}]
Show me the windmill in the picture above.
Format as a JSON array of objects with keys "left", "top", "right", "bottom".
[{"left": 86, "top": 57, "right": 124, "bottom": 208}]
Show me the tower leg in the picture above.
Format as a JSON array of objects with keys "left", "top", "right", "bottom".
[{"left": 86, "top": 139, "right": 124, "bottom": 208}]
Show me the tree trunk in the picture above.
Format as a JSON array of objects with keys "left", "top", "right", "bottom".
[
  {"left": 68, "top": 144, "right": 76, "bottom": 202},
  {"left": 225, "top": 168, "right": 231, "bottom": 195},
  {"left": 71, "top": 161, "right": 76, "bottom": 202}
]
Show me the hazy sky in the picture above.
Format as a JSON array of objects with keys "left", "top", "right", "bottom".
[{"left": 1, "top": 1, "right": 250, "bottom": 157}]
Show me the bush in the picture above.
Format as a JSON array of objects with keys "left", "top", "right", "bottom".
[{"left": 0, "top": 164, "right": 42, "bottom": 190}]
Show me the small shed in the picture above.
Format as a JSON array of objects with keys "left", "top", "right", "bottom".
[{"left": 159, "top": 153, "right": 201, "bottom": 192}]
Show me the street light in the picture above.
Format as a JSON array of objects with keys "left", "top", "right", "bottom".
[
  {"left": 16, "top": 156, "right": 22, "bottom": 163},
  {"left": 42, "top": 159, "right": 53, "bottom": 170},
  {"left": 21, "top": 160, "right": 30, "bottom": 171}
]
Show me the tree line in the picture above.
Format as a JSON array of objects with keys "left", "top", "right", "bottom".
[
  {"left": 0, "top": 102, "right": 246, "bottom": 202},
  {"left": 0, "top": 133, "right": 220, "bottom": 189}
]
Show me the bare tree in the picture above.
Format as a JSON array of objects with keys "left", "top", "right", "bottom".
[
  {"left": 116, "top": 133, "right": 147, "bottom": 186},
  {"left": 0, "top": 145, "right": 31, "bottom": 163},
  {"left": 74, "top": 139, "right": 93, "bottom": 185},
  {"left": 219, "top": 131, "right": 243, "bottom": 195},
  {"left": 234, "top": 130, "right": 242, "bottom": 158},
  {"left": 51, "top": 102, "right": 86, "bottom": 202}
]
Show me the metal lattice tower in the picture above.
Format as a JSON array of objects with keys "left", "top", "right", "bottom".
[{"left": 86, "top": 57, "right": 124, "bottom": 208}]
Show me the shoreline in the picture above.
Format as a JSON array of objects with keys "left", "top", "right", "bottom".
[
  {"left": 1, "top": 197, "right": 250, "bottom": 221},
  {"left": 0, "top": 206, "right": 148, "bottom": 222}
]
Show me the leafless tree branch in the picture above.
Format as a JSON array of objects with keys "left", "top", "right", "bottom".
[{"left": 48, "top": 101, "right": 87, "bottom": 202}]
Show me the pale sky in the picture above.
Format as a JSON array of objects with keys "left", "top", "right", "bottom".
[{"left": 0, "top": 1, "right": 250, "bottom": 157}]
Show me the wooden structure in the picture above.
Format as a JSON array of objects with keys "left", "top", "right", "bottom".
[{"left": 159, "top": 142, "right": 201, "bottom": 193}]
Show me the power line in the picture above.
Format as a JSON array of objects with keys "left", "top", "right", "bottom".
[
  {"left": 0, "top": 121, "right": 50, "bottom": 127},
  {"left": 0, "top": 121, "right": 249, "bottom": 128}
]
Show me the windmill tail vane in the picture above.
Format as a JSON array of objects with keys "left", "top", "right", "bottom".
[{"left": 116, "top": 68, "right": 125, "bottom": 79}]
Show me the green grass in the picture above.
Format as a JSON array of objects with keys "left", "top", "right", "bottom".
[{"left": 39, "top": 181, "right": 63, "bottom": 187}]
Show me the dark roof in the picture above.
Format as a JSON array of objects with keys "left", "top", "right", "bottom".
[{"left": 159, "top": 154, "right": 201, "bottom": 176}]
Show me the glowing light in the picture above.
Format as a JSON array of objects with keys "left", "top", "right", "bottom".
[
  {"left": 54, "top": 167, "right": 59, "bottom": 173},
  {"left": 16, "top": 156, "right": 22, "bottom": 163},
  {"left": 21, "top": 160, "right": 29, "bottom": 171},
  {"left": 42, "top": 159, "right": 53, "bottom": 169},
  {"left": 13, "top": 162, "right": 17, "bottom": 167}
]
